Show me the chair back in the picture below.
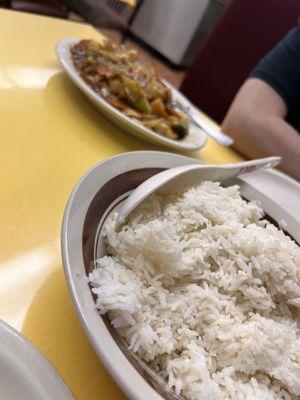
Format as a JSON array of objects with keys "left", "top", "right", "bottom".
[{"left": 180, "top": 0, "right": 300, "bottom": 123}]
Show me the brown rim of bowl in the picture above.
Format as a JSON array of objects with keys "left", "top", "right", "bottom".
[{"left": 82, "top": 167, "right": 182, "bottom": 400}]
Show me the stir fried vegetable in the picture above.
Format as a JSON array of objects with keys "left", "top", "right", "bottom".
[{"left": 71, "top": 39, "right": 188, "bottom": 140}]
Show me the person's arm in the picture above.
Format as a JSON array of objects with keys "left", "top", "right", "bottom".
[{"left": 222, "top": 78, "right": 300, "bottom": 181}]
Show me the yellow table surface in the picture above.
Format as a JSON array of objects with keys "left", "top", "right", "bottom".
[
  {"left": 0, "top": 9, "right": 242, "bottom": 399},
  {"left": 120, "top": 0, "right": 136, "bottom": 6}
]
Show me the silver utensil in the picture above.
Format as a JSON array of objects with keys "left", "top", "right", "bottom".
[
  {"left": 161, "top": 78, "right": 233, "bottom": 147},
  {"left": 172, "top": 100, "right": 234, "bottom": 147}
]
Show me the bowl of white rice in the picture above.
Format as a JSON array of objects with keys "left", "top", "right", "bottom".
[{"left": 61, "top": 151, "right": 300, "bottom": 400}]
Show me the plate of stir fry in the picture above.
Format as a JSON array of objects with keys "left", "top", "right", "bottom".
[{"left": 56, "top": 38, "right": 207, "bottom": 151}]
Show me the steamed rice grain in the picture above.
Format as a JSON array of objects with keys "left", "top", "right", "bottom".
[{"left": 89, "top": 181, "right": 300, "bottom": 400}]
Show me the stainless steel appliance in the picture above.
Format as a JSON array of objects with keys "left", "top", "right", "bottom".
[{"left": 130, "top": 0, "right": 228, "bottom": 66}]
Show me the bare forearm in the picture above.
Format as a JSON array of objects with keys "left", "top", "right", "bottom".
[
  {"left": 222, "top": 114, "right": 300, "bottom": 181},
  {"left": 222, "top": 79, "right": 300, "bottom": 180}
]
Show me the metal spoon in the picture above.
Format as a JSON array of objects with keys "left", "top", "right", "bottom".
[
  {"left": 162, "top": 79, "right": 234, "bottom": 147},
  {"left": 172, "top": 100, "right": 234, "bottom": 147},
  {"left": 115, "top": 156, "right": 281, "bottom": 231}
]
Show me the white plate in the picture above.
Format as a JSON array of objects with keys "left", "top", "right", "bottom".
[
  {"left": 0, "top": 319, "right": 74, "bottom": 400},
  {"left": 56, "top": 38, "right": 207, "bottom": 151},
  {"left": 61, "top": 151, "right": 300, "bottom": 400}
]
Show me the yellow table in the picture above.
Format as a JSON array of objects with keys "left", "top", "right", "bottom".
[
  {"left": 0, "top": 9, "right": 241, "bottom": 399},
  {"left": 121, "top": 0, "right": 136, "bottom": 5}
]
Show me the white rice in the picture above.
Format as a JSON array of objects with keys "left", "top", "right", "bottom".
[{"left": 89, "top": 181, "right": 300, "bottom": 400}]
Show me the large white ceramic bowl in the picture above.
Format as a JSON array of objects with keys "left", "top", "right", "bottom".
[
  {"left": 61, "top": 151, "right": 300, "bottom": 400},
  {"left": 0, "top": 319, "right": 74, "bottom": 400},
  {"left": 56, "top": 38, "right": 207, "bottom": 152}
]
